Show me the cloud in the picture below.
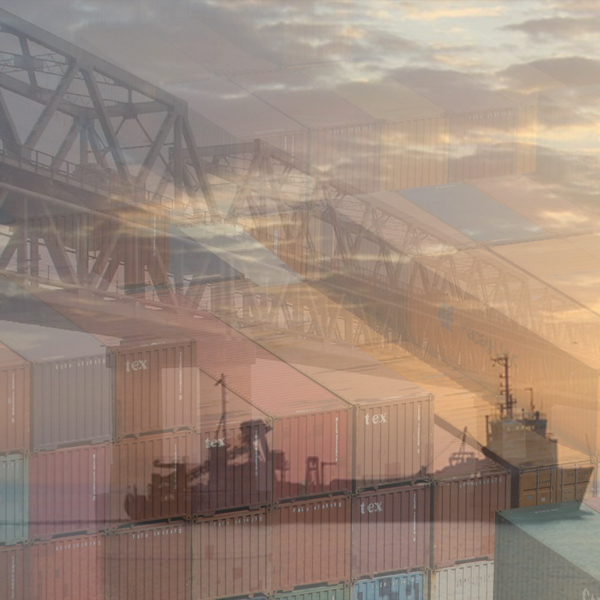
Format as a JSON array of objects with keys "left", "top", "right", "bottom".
[{"left": 504, "top": 16, "right": 600, "bottom": 40}]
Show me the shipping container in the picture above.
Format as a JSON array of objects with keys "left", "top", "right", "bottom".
[
  {"left": 276, "top": 583, "right": 348, "bottom": 600},
  {"left": 299, "top": 69, "right": 450, "bottom": 192},
  {"left": 29, "top": 444, "right": 110, "bottom": 539},
  {"left": 0, "top": 343, "right": 29, "bottom": 455},
  {"left": 430, "top": 560, "right": 494, "bottom": 600},
  {"left": 31, "top": 286, "right": 198, "bottom": 439},
  {"left": 0, "top": 454, "right": 28, "bottom": 545},
  {"left": 110, "top": 430, "right": 197, "bottom": 525},
  {"left": 147, "top": 299, "right": 353, "bottom": 502},
  {"left": 0, "top": 276, "right": 113, "bottom": 450},
  {"left": 494, "top": 502, "right": 600, "bottom": 600},
  {"left": 193, "top": 368, "right": 273, "bottom": 515},
  {"left": 106, "top": 522, "right": 191, "bottom": 600},
  {"left": 352, "top": 572, "right": 425, "bottom": 600},
  {"left": 232, "top": 70, "right": 381, "bottom": 194},
  {"left": 26, "top": 534, "right": 105, "bottom": 600},
  {"left": 192, "top": 508, "right": 270, "bottom": 600},
  {"left": 432, "top": 473, "right": 510, "bottom": 567},
  {"left": 0, "top": 543, "right": 24, "bottom": 600},
  {"left": 272, "top": 495, "right": 350, "bottom": 591},
  {"left": 392, "top": 69, "right": 536, "bottom": 179},
  {"left": 237, "top": 330, "right": 433, "bottom": 490},
  {"left": 351, "top": 484, "right": 430, "bottom": 579}
]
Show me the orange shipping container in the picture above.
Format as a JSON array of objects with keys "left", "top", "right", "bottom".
[
  {"left": 351, "top": 484, "right": 431, "bottom": 579},
  {"left": 29, "top": 444, "right": 111, "bottom": 539},
  {"left": 432, "top": 473, "right": 510, "bottom": 568},
  {"left": 110, "top": 431, "right": 197, "bottom": 526},
  {"left": 192, "top": 509, "right": 270, "bottom": 600},
  {"left": 0, "top": 544, "right": 24, "bottom": 600},
  {"left": 106, "top": 523, "right": 191, "bottom": 600},
  {"left": 26, "top": 535, "right": 105, "bottom": 600},
  {"left": 0, "top": 343, "right": 29, "bottom": 455},
  {"left": 149, "top": 299, "right": 353, "bottom": 502},
  {"left": 271, "top": 495, "right": 350, "bottom": 592},
  {"left": 31, "top": 287, "right": 199, "bottom": 439}
]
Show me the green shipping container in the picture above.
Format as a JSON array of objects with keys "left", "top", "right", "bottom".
[
  {"left": 276, "top": 584, "right": 348, "bottom": 600},
  {"left": 0, "top": 454, "right": 28, "bottom": 544},
  {"left": 495, "top": 501, "right": 600, "bottom": 600}
]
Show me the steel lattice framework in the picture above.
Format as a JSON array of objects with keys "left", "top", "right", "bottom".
[{"left": 1, "top": 8, "right": 600, "bottom": 383}]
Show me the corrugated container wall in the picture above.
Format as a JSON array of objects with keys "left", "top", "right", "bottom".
[
  {"left": 352, "top": 573, "right": 426, "bottom": 600},
  {"left": 271, "top": 495, "right": 350, "bottom": 592},
  {"left": 192, "top": 509, "right": 270, "bottom": 600},
  {"left": 26, "top": 534, "right": 105, "bottom": 600},
  {"left": 106, "top": 523, "right": 191, "bottom": 600},
  {"left": 275, "top": 583, "right": 348, "bottom": 600},
  {"left": 351, "top": 484, "right": 430, "bottom": 579},
  {"left": 0, "top": 544, "right": 24, "bottom": 600},
  {"left": 250, "top": 333, "right": 434, "bottom": 490},
  {"left": 232, "top": 70, "right": 381, "bottom": 194},
  {"left": 0, "top": 454, "right": 28, "bottom": 545},
  {"left": 433, "top": 472, "right": 510, "bottom": 567},
  {"left": 299, "top": 70, "right": 449, "bottom": 191},
  {"left": 32, "top": 288, "right": 199, "bottom": 439},
  {"left": 0, "top": 343, "right": 29, "bottom": 455},
  {"left": 494, "top": 502, "right": 600, "bottom": 600},
  {"left": 148, "top": 300, "right": 353, "bottom": 502},
  {"left": 0, "top": 277, "right": 113, "bottom": 451},
  {"left": 112, "top": 338, "right": 197, "bottom": 440},
  {"left": 110, "top": 431, "right": 197, "bottom": 525},
  {"left": 193, "top": 369, "right": 273, "bottom": 514},
  {"left": 431, "top": 560, "right": 494, "bottom": 600},
  {"left": 29, "top": 444, "right": 110, "bottom": 540}
]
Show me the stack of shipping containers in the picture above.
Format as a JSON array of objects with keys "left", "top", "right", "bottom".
[
  {"left": 156, "top": 292, "right": 436, "bottom": 599},
  {"left": 0, "top": 275, "right": 113, "bottom": 600},
  {"left": 429, "top": 425, "right": 509, "bottom": 600}
]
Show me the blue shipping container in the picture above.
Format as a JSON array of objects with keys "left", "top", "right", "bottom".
[
  {"left": 353, "top": 573, "right": 425, "bottom": 600},
  {"left": 0, "top": 454, "right": 28, "bottom": 544}
]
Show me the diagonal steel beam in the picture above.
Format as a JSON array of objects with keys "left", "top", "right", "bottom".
[
  {"left": 181, "top": 115, "right": 218, "bottom": 218},
  {"left": 25, "top": 61, "right": 79, "bottom": 148},
  {"left": 135, "top": 110, "right": 175, "bottom": 187},
  {"left": 82, "top": 69, "right": 131, "bottom": 182},
  {"left": 18, "top": 35, "right": 37, "bottom": 87},
  {"left": 51, "top": 117, "right": 80, "bottom": 170},
  {"left": 0, "top": 88, "right": 21, "bottom": 150}
]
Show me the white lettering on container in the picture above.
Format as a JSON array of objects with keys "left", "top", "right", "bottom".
[
  {"left": 365, "top": 413, "right": 387, "bottom": 425},
  {"left": 125, "top": 360, "right": 147, "bottom": 372}
]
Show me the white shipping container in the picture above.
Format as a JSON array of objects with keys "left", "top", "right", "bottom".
[{"left": 432, "top": 560, "right": 494, "bottom": 600}]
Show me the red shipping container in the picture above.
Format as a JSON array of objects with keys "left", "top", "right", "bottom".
[
  {"left": 433, "top": 472, "right": 511, "bottom": 568},
  {"left": 33, "top": 288, "right": 199, "bottom": 439},
  {"left": 263, "top": 336, "right": 434, "bottom": 490},
  {"left": 26, "top": 534, "right": 105, "bottom": 600},
  {"left": 110, "top": 431, "right": 198, "bottom": 525},
  {"left": 106, "top": 522, "right": 191, "bottom": 600},
  {"left": 112, "top": 338, "right": 197, "bottom": 440},
  {"left": 352, "top": 484, "right": 431, "bottom": 579},
  {"left": 272, "top": 495, "right": 350, "bottom": 592},
  {"left": 29, "top": 444, "right": 111, "bottom": 539},
  {"left": 193, "top": 369, "right": 273, "bottom": 514},
  {"left": 0, "top": 343, "right": 29, "bottom": 455},
  {"left": 148, "top": 300, "right": 353, "bottom": 501},
  {"left": 192, "top": 509, "right": 270, "bottom": 600},
  {"left": 0, "top": 544, "right": 24, "bottom": 600}
]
